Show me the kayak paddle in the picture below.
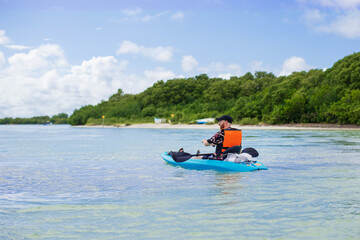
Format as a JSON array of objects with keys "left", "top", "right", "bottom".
[
  {"left": 170, "top": 151, "right": 214, "bottom": 163},
  {"left": 241, "top": 147, "right": 259, "bottom": 158}
]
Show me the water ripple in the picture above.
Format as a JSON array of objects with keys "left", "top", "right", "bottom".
[{"left": 0, "top": 125, "right": 359, "bottom": 239}]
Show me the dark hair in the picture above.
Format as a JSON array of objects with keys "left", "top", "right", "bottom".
[{"left": 216, "top": 115, "right": 233, "bottom": 123}]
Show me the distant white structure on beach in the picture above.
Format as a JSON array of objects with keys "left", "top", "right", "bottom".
[
  {"left": 154, "top": 118, "right": 166, "bottom": 124},
  {"left": 195, "top": 118, "right": 215, "bottom": 124}
]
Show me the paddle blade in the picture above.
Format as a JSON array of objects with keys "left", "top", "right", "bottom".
[
  {"left": 169, "top": 151, "right": 193, "bottom": 163},
  {"left": 241, "top": 147, "right": 259, "bottom": 157}
]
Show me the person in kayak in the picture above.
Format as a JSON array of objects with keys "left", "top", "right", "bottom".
[{"left": 195, "top": 115, "right": 242, "bottom": 160}]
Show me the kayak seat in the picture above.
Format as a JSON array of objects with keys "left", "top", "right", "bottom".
[{"left": 223, "top": 145, "right": 241, "bottom": 155}]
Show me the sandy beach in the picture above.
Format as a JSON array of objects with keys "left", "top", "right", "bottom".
[{"left": 75, "top": 123, "right": 360, "bottom": 130}]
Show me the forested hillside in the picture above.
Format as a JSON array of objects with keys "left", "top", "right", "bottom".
[
  {"left": 0, "top": 113, "right": 69, "bottom": 125},
  {"left": 69, "top": 52, "right": 360, "bottom": 126}
]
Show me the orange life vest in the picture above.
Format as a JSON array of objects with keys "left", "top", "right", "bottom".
[{"left": 221, "top": 129, "right": 242, "bottom": 153}]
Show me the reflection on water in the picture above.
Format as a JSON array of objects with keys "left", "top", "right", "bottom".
[{"left": 0, "top": 125, "right": 359, "bottom": 239}]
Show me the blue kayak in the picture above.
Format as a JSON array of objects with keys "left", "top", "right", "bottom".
[{"left": 161, "top": 152, "right": 268, "bottom": 172}]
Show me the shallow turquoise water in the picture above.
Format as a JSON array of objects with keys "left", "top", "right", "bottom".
[{"left": 0, "top": 125, "right": 359, "bottom": 239}]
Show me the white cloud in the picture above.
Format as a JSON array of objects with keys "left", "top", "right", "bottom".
[
  {"left": 116, "top": 9, "right": 184, "bottom": 23},
  {"left": 279, "top": 56, "right": 312, "bottom": 76},
  {"left": 320, "top": 10, "right": 360, "bottom": 38},
  {"left": 111, "top": 67, "right": 178, "bottom": 95},
  {"left": 61, "top": 56, "right": 129, "bottom": 106},
  {"left": 122, "top": 7, "right": 142, "bottom": 16},
  {"left": 198, "top": 62, "right": 243, "bottom": 78},
  {"left": 300, "top": 1, "right": 360, "bottom": 38},
  {"left": 217, "top": 73, "right": 233, "bottom": 79},
  {"left": 143, "top": 46, "right": 173, "bottom": 62},
  {"left": 0, "top": 42, "right": 183, "bottom": 118},
  {"left": 6, "top": 45, "right": 31, "bottom": 50},
  {"left": 0, "top": 30, "right": 11, "bottom": 45},
  {"left": 182, "top": 55, "right": 198, "bottom": 72},
  {"left": 0, "top": 51, "right": 5, "bottom": 66},
  {"left": 249, "top": 60, "right": 267, "bottom": 72},
  {"left": 170, "top": 12, "right": 185, "bottom": 21},
  {"left": 8, "top": 44, "right": 68, "bottom": 75},
  {"left": 144, "top": 67, "right": 176, "bottom": 80},
  {"left": 141, "top": 11, "right": 170, "bottom": 22},
  {"left": 117, "top": 40, "right": 173, "bottom": 62},
  {"left": 303, "top": 9, "right": 326, "bottom": 24},
  {"left": 0, "top": 44, "right": 142, "bottom": 118},
  {"left": 303, "top": 9, "right": 360, "bottom": 38},
  {"left": 116, "top": 41, "right": 141, "bottom": 54}
]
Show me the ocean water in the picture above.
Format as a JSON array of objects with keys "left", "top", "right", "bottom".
[{"left": 0, "top": 125, "right": 359, "bottom": 239}]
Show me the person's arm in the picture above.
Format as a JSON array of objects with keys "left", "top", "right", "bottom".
[{"left": 202, "top": 131, "right": 224, "bottom": 146}]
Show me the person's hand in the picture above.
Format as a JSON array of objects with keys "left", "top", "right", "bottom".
[{"left": 202, "top": 139, "right": 210, "bottom": 146}]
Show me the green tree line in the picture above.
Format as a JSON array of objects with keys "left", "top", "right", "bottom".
[
  {"left": 0, "top": 113, "right": 69, "bottom": 125},
  {"left": 69, "top": 52, "right": 360, "bottom": 125}
]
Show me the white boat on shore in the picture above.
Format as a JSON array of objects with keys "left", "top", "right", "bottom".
[
  {"left": 154, "top": 118, "right": 166, "bottom": 124},
  {"left": 195, "top": 118, "right": 215, "bottom": 124}
]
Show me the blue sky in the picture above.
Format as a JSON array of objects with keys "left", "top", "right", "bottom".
[{"left": 0, "top": 0, "right": 360, "bottom": 117}]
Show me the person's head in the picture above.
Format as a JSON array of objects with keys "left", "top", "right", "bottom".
[{"left": 216, "top": 115, "right": 233, "bottom": 129}]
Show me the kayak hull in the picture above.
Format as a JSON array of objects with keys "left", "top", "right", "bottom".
[{"left": 161, "top": 152, "right": 268, "bottom": 172}]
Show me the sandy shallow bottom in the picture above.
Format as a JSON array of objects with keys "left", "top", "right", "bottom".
[{"left": 75, "top": 123, "right": 360, "bottom": 130}]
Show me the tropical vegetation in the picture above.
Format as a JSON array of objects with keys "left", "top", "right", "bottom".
[
  {"left": 0, "top": 113, "right": 69, "bottom": 125},
  {"left": 68, "top": 52, "right": 360, "bottom": 126}
]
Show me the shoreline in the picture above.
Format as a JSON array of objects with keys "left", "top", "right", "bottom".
[{"left": 74, "top": 123, "right": 360, "bottom": 130}]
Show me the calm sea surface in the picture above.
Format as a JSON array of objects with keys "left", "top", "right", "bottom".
[{"left": 0, "top": 125, "right": 359, "bottom": 239}]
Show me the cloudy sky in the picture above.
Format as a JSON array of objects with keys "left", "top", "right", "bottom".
[{"left": 0, "top": 0, "right": 359, "bottom": 118}]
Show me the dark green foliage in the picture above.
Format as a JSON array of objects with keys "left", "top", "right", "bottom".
[
  {"left": 0, "top": 113, "right": 68, "bottom": 124},
  {"left": 51, "top": 113, "right": 69, "bottom": 124},
  {"left": 66, "top": 52, "right": 360, "bottom": 125},
  {"left": 69, "top": 105, "right": 100, "bottom": 125},
  {"left": 326, "top": 52, "right": 360, "bottom": 89},
  {"left": 329, "top": 90, "right": 360, "bottom": 124}
]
